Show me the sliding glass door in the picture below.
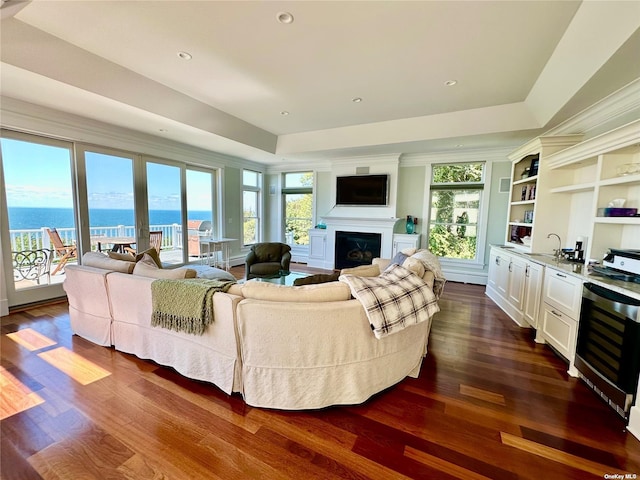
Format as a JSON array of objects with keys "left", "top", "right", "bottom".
[
  {"left": 0, "top": 130, "right": 76, "bottom": 305},
  {"left": 186, "top": 168, "right": 215, "bottom": 260},
  {"left": 1, "top": 130, "right": 222, "bottom": 308},
  {"left": 146, "top": 161, "right": 183, "bottom": 265},
  {"left": 79, "top": 148, "right": 137, "bottom": 254}
]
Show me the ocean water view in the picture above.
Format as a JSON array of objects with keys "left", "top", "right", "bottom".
[{"left": 8, "top": 207, "right": 212, "bottom": 230}]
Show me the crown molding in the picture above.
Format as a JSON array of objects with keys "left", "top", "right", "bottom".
[
  {"left": 400, "top": 147, "right": 513, "bottom": 166},
  {"left": 0, "top": 96, "right": 265, "bottom": 171},
  {"left": 546, "top": 119, "right": 640, "bottom": 169},
  {"left": 543, "top": 78, "right": 640, "bottom": 137},
  {"left": 508, "top": 135, "right": 584, "bottom": 161},
  {"left": 266, "top": 160, "right": 332, "bottom": 174},
  {"left": 330, "top": 153, "right": 401, "bottom": 167}
]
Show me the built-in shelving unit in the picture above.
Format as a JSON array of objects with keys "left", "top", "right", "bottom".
[
  {"left": 505, "top": 136, "right": 584, "bottom": 253},
  {"left": 546, "top": 119, "right": 640, "bottom": 262}
]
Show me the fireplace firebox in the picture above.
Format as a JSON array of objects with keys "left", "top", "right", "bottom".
[{"left": 335, "top": 231, "right": 382, "bottom": 269}]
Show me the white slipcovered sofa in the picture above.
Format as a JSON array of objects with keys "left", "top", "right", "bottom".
[{"left": 63, "top": 252, "right": 442, "bottom": 410}]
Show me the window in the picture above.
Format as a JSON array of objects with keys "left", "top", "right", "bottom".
[
  {"left": 81, "top": 148, "right": 136, "bottom": 249},
  {"left": 186, "top": 168, "right": 215, "bottom": 259},
  {"left": 1, "top": 131, "right": 76, "bottom": 304},
  {"left": 428, "top": 162, "right": 485, "bottom": 262},
  {"left": 282, "top": 172, "right": 313, "bottom": 248},
  {"left": 1, "top": 129, "right": 221, "bottom": 309},
  {"left": 242, "top": 169, "right": 261, "bottom": 245},
  {"left": 146, "top": 161, "right": 183, "bottom": 265}
]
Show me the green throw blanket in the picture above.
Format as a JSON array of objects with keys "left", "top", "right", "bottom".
[{"left": 151, "top": 278, "right": 236, "bottom": 335}]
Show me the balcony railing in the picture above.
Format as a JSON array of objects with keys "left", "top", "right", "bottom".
[{"left": 8, "top": 224, "right": 184, "bottom": 252}]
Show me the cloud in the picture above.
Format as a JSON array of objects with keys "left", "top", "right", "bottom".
[{"left": 5, "top": 184, "right": 72, "bottom": 208}]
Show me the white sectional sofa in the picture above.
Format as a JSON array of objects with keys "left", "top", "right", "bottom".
[{"left": 63, "top": 253, "right": 441, "bottom": 410}]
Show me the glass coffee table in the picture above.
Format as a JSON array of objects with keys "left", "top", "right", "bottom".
[{"left": 252, "top": 271, "right": 310, "bottom": 286}]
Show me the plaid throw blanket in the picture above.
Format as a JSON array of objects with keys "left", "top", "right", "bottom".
[
  {"left": 339, "top": 264, "right": 440, "bottom": 339},
  {"left": 151, "top": 278, "right": 235, "bottom": 335}
]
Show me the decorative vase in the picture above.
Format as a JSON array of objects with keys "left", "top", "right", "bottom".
[{"left": 405, "top": 215, "right": 414, "bottom": 234}]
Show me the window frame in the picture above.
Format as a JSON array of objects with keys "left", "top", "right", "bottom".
[
  {"left": 425, "top": 160, "right": 491, "bottom": 269},
  {"left": 282, "top": 171, "right": 314, "bottom": 251},
  {"left": 0, "top": 129, "right": 76, "bottom": 306},
  {"left": 1, "top": 128, "right": 223, "bottom": 309},
  {"left": 242, "top": 169, "right": 262, "bottom": 246}
]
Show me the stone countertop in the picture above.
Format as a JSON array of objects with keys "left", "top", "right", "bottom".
[{"left": 492, "top": 245, "right": 640, "bottom": 301}]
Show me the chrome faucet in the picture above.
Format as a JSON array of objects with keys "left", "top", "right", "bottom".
[{"left": 547, "top": 233, "right": 562, "bottom": 259}]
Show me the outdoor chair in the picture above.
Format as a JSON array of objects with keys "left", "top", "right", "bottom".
[
  {"left": 125, "top": 231, "right": 163, "bottom": 256},
  {"left": 46, "top": 228, "right": 78, "bottom": 275},
  {"left": 12, "top": 249, "right": 53, "bottom": 285},
  {"left": 245, "top": 242, "right": 292, "bottom": 280}
]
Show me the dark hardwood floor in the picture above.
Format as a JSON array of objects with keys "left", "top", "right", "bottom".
[{"left": 2, "top": 264, "right": 640, "bottom": 479}]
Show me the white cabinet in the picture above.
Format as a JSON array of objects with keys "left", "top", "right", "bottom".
[
  {"left": 539, "top": 266, "right": 583, "bottom": 367},
  {"left": 523, "top": 261, "right": 543, "bottom": 328},
  {"left": 543, "top": 268, "right": 583, "bottom": 318},
  {"left": 307, "top": 229, "right": 327, "bottom": 268},
  {"left": 506, "top": 255, "right": 527, "bottom": 311},
  {"left": 486, "top": 246, "right": 541, "bottom": 328},
  {"left": 392, "top": 234, "right": 421, "bottom": 256},
  {"left": 540, "top": 305, "right": 577, "bottom": 361},
  {"left": 487, "top": 248, "right": 509, "bottom": 296}
]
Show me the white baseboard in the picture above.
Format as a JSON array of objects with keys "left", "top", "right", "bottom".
[
  {"left": 290, "top": 254, "right": 309, "bottom": 264},
  {"left": 442, "top": 270, "right": 488, "bottom": 285}
]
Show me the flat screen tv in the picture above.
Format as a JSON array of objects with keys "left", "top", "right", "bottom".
[{"left": 336, "top": 174, "right": 389, "bottom": 206}]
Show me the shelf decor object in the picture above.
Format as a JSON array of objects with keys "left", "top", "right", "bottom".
[{"left": 405, "top": 215, "right": 414, "bottom": 234}]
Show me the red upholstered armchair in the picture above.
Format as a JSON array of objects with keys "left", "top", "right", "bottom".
[{"left": 245, "top": 242, "right": 292, "bottom": 280}]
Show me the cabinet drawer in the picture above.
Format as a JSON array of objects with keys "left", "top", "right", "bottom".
[
  {"left": 542, "top": 267, "right": 583, "bottom": 319},
  {"left": 541, "top": 303, "right": 577, "bottom": 360}
]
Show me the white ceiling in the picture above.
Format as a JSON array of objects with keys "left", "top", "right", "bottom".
[{"left": 1, "top": 1, "right": 639, "bottom": 165}]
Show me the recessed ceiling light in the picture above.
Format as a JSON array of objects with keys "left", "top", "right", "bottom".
[
  {"left": 444, "top": 80, "right": 457, "bottom": 87},
  {"left": 277, "top": 12, "right": 294, "bottom": 24},
  {"left": 280, "top": 111, "right": 290, "bottom": 116},
  {"left": 177, "top": 51, "right": 192, "bottom": 60},
  {"left": 352, "top": 97, "right": 363, "bottom": 103}
]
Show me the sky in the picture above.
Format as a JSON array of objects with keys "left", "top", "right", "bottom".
[{"left": 2, "top": 137, "right": 212, "bottom": 211}]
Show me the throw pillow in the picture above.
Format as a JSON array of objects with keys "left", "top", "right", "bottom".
[
  {"left": 189, "top": 265, "right": 236, "bottom": 281},
  {"left": 107, "top": 251, "right": 136, "bottom": 262},
  {"left": 388, "top": 251, "right": 409, "bottom": 267},
  {"left": 293, "top": 272, "right": 340, "bottom": 286},
  {"left": 242, "top": 281, "right": 351, "bottom": 302},
  {"left": 135, "top": 248, "right": 163, "bottom": 268},
  {"left": 402, "top": 257, "right": 426, "bottom": 278},
  {"left": 132, "top": 253, "right": 196, "bottom": 279},
  {"left": 407, "top": 249, "right": 446, "bottom": 298},
  {"left": 339, "top": 264, "right": 380, "bottom": 277},
  {"left": 82, "top": 251, "right": 136, "bottom": 274}
]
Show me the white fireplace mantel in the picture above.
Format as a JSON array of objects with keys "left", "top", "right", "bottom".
[
  {"left": 321, "top": 216, "right": 400, "bottom": 269},
  {"left": 322, "top": 216, "right": 399, "bottom": 228}
]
